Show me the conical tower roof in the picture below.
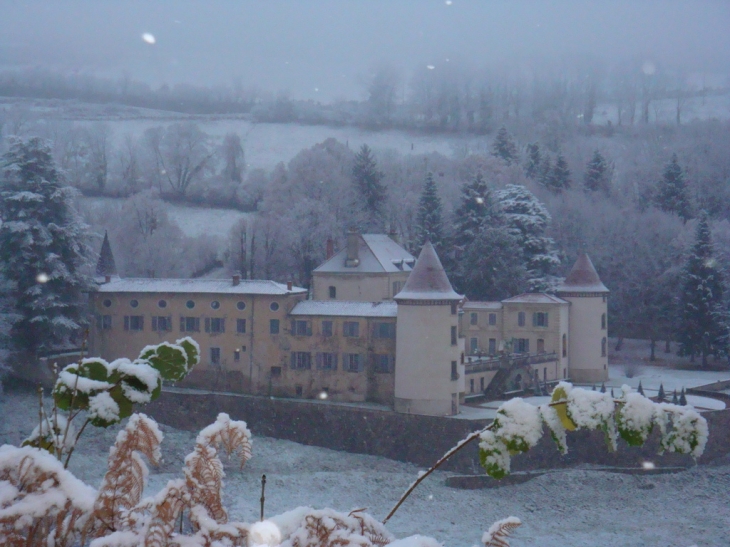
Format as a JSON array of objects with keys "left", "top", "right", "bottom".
[
  {"left": 95, "top": 231, "right": 118, "bottom": 278},
  {"left": 394, "top": 242, "right": 461, "bottom": 301},
  {"left": 556, "top": 253, "right": 608, "bottom": 293}
]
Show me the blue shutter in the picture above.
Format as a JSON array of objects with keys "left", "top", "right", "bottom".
[
  {"left": 152, "top": 317, "right": 158, "bottom": 331},
  {"left": 124, "top": 316, "right": 129, "bottom": 331}
]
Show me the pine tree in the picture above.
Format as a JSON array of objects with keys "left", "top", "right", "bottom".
[
  {"left": 524, "top": 143, "right": 541, "bottom": 180},
  {"left": 679, "top": 388, "right": 687, "bottom": 406},
  {"left": 491, "top": 126, "right": 519, "bottom": 165},
  {"left": 600, "top": 383, "right": 606, "bottom": 393},
  {"left": 414, "top": 172, "right": 445, "bottom": 251},
  {"left": 657, "top": 383, "right": 666, "bottom": 402},
  {"left": 96, "top": 230, "right": 117, "bottom": 278},
  {"left": 672, "top": 390, "right": 679, "bottom": 404},
  {"left": 583, "top": 150, "right": 611, "bottom": 196},
  {"left": 352, "top": 144, "right": 387, "bottom": 230},
  {"left": 496, "top": 184, "right": 561, "bottom": 291},
  {"left": 452, "top": 173, "right": 498, "bottom": 253},
  {"left": 676, "top": 214, "right": 728, "bottom": 366},
  {"left": 637, "top": 381, "right": 644, "bottom": 396},
  {"left": 0, "top": 137, "right": 93, "bottom": 356},
  {"left": 655, "top": 154, "right": 692, "bottom": 222},
  {"left": 546, "top": 153, "right": 571, "bottom": 193}
]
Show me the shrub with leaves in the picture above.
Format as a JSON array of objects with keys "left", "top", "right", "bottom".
[{"left": 22, "top": 337, "right": 200, "bottom": 467}]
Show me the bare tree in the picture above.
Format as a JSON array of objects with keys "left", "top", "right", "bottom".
[
  {"left": 366, "top": 63, "right": 401, "bottom": 125},
  {"left": 220, "top": 132, "right": 245, "bottom": 184},
  {"left": 86, "top": 123, "right": 111, "bottom": 192}
]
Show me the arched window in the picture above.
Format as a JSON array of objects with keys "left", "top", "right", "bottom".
[
  {"left": 562, "top": 334, "right": 567, "bottom": 357},
  {"left": 601, "top": 337, "right": 607, "bottom": 357},
  {"left": 601, "top": 313, "right": 606, "bottom": 330}
]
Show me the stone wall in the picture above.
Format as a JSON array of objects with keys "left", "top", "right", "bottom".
[{"left": 146, "top": 389, "right": 730, "bottom": 474}]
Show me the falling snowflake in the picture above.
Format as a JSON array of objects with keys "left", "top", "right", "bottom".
[
  {"left": 36, "top": 273, "right": 49, "bottom": 283},
  {"left": 142, "top": 33, "right": 156, "bottom": 45}
]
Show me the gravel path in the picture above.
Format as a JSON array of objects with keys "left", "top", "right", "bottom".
[{"left": 2, "top": 390, "right": 728, "bottom": 547}]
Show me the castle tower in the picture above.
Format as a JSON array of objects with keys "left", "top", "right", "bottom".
[
  {"left": 555, "top": 253, "right": 609, "bottom": 383},
  {"left": 394, "top": 242, "right": 463, "bottom": 416}
]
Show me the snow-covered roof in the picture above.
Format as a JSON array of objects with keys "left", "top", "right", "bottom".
[
  {"left": 501, "top": 293, "right": 568, "bottom": 305},
  {"left": 556, "top": 253, "right": 609, "bottom": 293},
  {"left": 462, "top": 301, "right": 503, "bottom": 310},
  {"left": 394, "top": 242, "right": 462, "bottom": 301},
  {"left": 95, "top": 278, "right": 307, "bottom": 295},
  {"left": 314, "top": 234, "right": 415, "bottom": 274},
  {"left": 290, "top": 301, "right": 397, "bottom": 317}
]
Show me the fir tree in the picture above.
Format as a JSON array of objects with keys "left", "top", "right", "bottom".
[
  {"left": 491, "top": 126, "right": 519, "bottom": 165},
  {"left": 414, "top": 172, "right": 445, "bottom": 251},
  {"left": 352, "top": 144, "right": 387, "bottom": 230},
  {"left": 583, "top": 150, "right": 611, "bottom": 196},
  {"left": 496, "top": 184, "right": 561, "bottom": 291},
  {"left": 672, "top": 390, "right": 679, "bottom": 404},
  {"left": 96, "top": 230, "right": 117, "bottom": 278},
  {"left": 0, "top": 137, "right": 93, "bottom": 356},
  {"left": 611, "top": 387, "right": 615, "bottom": 398},
  {"left": 679, "top": 388, "right": 687, "bottom": 406},
  {"left": 546, "top": 153, "right": 571, "bottom": 193},
  {"left": 524, "top": 143, "right": 541, "bottom": 180},
  {"left": 655, "top": 154, "right": 692, "bottom": 222},
  {"left": 600, "top": 383, "right": 606, "bottom": 393},
  {"left": 452, "top": 173, "right": 497, "bottom": 253},
  {"left": 676, "top": 214, "right": 728, "bottom": 366},
  {"left": 657, "top": 383, "right": 666, "bottom": 402},
  {"left": 637, "top": 381, "right": 644, "bottom": 396}
]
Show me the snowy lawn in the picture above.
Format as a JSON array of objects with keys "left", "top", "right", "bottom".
[{"left": 1, "top": 390, "right": 728, "bottom": 547}]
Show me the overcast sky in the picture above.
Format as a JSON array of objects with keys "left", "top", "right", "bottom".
[{"left": 1, "top": 0, "right": 729, "bottom": 100}]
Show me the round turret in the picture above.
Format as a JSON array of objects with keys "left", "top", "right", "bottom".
[
  {"left": 556, "top": 253, "right": 609, "bottom": 383},
  {"left": 393, "top": 242, "right": 463, "bottom": 416}
]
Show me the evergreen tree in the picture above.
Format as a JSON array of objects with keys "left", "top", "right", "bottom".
[
  {"left": 524, "top": 143, "right": 541, "bottom": 180},
  {"left": 96, "top": 230, "right": 117, "bottom": 278},
  {"left": 546, "top": 153, "right": 571, "bottom": 193},
  {"left": 0, "top": 137, "right": 93, "bottom": 356},
  {"left": 657, "top": 383, "right": 666, "bottom": 402},
  {"left": 600, "top": 383, "right": 606, "bottom": 393},
  {"left": 451, "top": 173, "right": 498, "bottom": 253},
  {"left": 656, "top": 154, "right": 692, "bottom": 222},
  {"left": 491, "top": 126, "right": 519, "bottom": 165},
  {"left": 637, "top": 381, "right": 644, "bottom": 396},
  {"left": 583, "top": 150, "right": 611, "bottom": 196},
  {"left": 351, "top": 144, "right": 387, "bottom": 230},
  {"left": 679, "top": 388, "right": 687, "bottom": 406},
  {"left": 672, "top": 390, "right": 679, "bottom": 404},
  {"left": 496, "top": 184, "right": 561, "bottom": 291},
  {"left": 676, "top": 214, "right": 728, "bottom": 366},
  {"left": 414, "top": 172, "right": 445, "bottom": 251}
]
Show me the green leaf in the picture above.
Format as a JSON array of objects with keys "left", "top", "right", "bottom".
[
  {"left": 176, "top": 337, "right": 200, "bottom": 369},
  {"left": 140, "top": 342, "right": 189, "bottom": 382}
]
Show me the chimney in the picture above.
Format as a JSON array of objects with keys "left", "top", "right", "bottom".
[
  {"left": 326, "top": 238, "right": 335, "bottom": 260},
  {"left": 345, "top": 230, "right": 360, "bottom": 267},
  {"left": 388, "top": 228, "right": 399, "bottom": 244},
  {"left": 232, "top": 274, "right": 241, "bottom": 286},
  {"left": 287, "top": 280, "right": 293, "bottom": 291}
]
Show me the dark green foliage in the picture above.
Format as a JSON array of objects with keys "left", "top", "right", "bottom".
[
  {"left": 96, "top": 230, "right": 117, "bottom": 277},
  {"left": 0, "top": 137, "right": 93, "bottom": 355},
  {"left": 352, "top": 144, "right": 387, "bottom": 229},
  {"left": 546, "top": 153, "right": 571, "bottom": 193},
  {"left": 600, "top": 383, "right": 606, "bottom": 393},
  {"left": 524, "top": 143, "right": 541, "bottom": 179},
  {"left": 414, "top": 172, "right": 446, "bottom": 251},
  {"left": 677, "top": 214, "right": 728, "bottom": 366},
  {"left": 679, "top": 388, "right": 687, "bottom": 406},
  {"left": 655, "top": 154, "right": 692, "bottom": 222},
  {"left": 658, "top": 383, "right": 666, "bottom": 402},
  {"left": 491, "top": 126, "right": 519, "bottom": 165},
  {"left": 637, "top": 381, "right": 644, "bottom": 396},
  {"left": 583, "top": 150, "right": 611, "bottom": 196},
  {"left": 451, "top": 173, "right": 498, "bottom": 252},
  {"left": 672, "top": 390, "right": 679, "bottom": 404}
]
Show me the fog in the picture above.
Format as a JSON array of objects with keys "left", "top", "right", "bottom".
[{"left": 1, "top": 0, "right": 729, "bottom": 100}]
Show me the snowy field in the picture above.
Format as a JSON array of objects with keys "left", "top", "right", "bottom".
[
  {"left": 1, "top": 390, "right": 728, "bottom": 547},
  {"left": 78, "top": 195, "right": 250, "bottom": 239}
]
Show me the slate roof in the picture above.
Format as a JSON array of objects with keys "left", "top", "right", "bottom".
[
  {"left": 95, "top": 278, "right": 307, "bottom": 295},
  {"left": 290, "top": 301, "right": 397, "bottom": 317},
  {"left": 394, "top": 242, "right": 462, "bottom": 301},
  {"left": 314, "top": 234, "right": 415, "bottom": 274},
  {"left": 501, "top": 293, "right": 568, "bottom": 305},
  {"left": 556, "top": 253, "right": 609, "bottom": 293}
]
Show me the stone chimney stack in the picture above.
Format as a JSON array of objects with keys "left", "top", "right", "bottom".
[
  {"left": 232, "top": 273, "right": 241, "bottom": 286},
  {"left": 345, "top": 230, "right": 360, "bottom": 267},
  {"left": 104, "top": 275, "right": 111, "bottom": 283},
  {"left": 326, "top": 238, "right": 335, "bottom": 260},
  {"left": 287, "top": 280, "right": 293, "bottom": 291}
]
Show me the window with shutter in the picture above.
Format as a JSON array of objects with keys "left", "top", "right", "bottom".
[
  {"left": 102, "top": 315, "right": 112, "bottom": 330},
  {"left": 152, "top": 317, "right": 158, "bottom": 331},
  {"left": 124, "top": 316, "right": 130, "bottom": 331},
  {"left": 237, "top": 319, "right": 246, "bottom": 333}
]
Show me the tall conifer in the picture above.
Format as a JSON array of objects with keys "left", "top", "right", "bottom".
[
  {"left": 352, "top": 144, "right": 387, "bottom": 230},
  {"left": 492, "top": 126, "right": 519, "bottom": 165},
  {"left": 656, "top": 154, "right": 692, "bottom": 222},
  {"left": 415, "top": 172, "right": 445, "bottom": 251}
]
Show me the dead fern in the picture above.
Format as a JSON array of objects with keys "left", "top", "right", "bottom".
[
  {"left": 142, "top": 479, "right": 190, "bottom": 547},
  {"left": 184, "top": 444, "right": 227, "bottom": 524},
  {"left": 85, "top": 414, "right": 163, "bottom": 538},
  {"left": 196, "top": 413, "right": 253, "bottom": 469},
  {"left": 288, "top": 509, "right": 394, "bottom": 547},
  {"left": 482, "top": 517, "right": 522, "bottom": 547}
]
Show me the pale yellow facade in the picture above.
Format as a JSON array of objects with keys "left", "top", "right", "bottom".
[{"left": 312, "top": 271, "right": 410, "bottom": 302}]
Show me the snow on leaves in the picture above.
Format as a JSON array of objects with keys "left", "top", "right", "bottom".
[{"left": 478, "top": 382, "right": 709, "bottom": 479}]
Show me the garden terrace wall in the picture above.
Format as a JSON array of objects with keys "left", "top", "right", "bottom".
[{"left": 146, "top": 389, "right": 730, "bottom": 473}]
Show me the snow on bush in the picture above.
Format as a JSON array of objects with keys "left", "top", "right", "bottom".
[
  {"left": 482, "top": 516, "right": 521, "bottom": 547},
  {"left": 616, "top": 385, "right": 656, "bottom": 446}
]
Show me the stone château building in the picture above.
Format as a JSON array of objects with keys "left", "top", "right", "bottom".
[{"left": 89, "top": 232, "right": 609, "bottom": 416}]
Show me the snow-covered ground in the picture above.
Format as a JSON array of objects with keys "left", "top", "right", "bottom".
[
  {"left": 79, "top": 196, "right": 250, "bottom": 239},
  {"left": 1, "top": 390, "right": 728, "bottom": 547}
]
